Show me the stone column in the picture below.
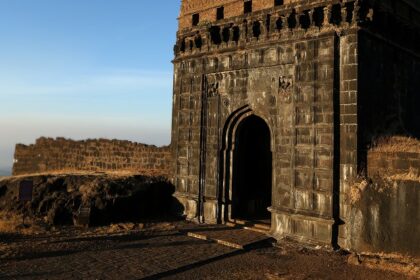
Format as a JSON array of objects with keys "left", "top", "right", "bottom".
[
  {"left": 240, "top": 21, "right": 247, "bottom": 42},
  {"left": 295, "top": 10, "right": 301, "bottom": 29},
  {"left": 352, "top": 0, "right": 360, "bottom": 26},
  {"left": 270, "top": 13, "right": 279, "bottom": 32},
  {"left": 259, "top": 18, "right": 266, "bottom": 37},
  {"left": 323, "top": 5, "right": 332, "bottom": 28},
  {"left": 308, "top": 9, "right": 315, "bottom": 28},
  {"left": 248, "top": 20, "right": 254, "bottom": 39}
]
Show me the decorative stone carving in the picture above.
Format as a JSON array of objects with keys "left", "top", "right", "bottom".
[
  {"left": 278, "top": 76, "right": 293, "bottom": 103},
  {"left": 207, "top": 81, "right": 219, "bottom": 97},
  {"left": 223, "top": 98, "right": 230, "bottom": 107}
]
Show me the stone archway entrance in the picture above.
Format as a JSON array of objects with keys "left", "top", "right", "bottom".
[
  {"left": 231, "top": 115, "right": 272, "bottom": 221},
  {"left": 219, "top": 108, "right": 272, "bottom": 227}
]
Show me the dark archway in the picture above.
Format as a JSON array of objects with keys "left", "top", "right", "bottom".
[{"left": 232, "top": 115, "right": 272, "bottom": 221}]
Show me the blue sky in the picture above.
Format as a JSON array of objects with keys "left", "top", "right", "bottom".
[{"left": 0, "top": 0, "right": 180, "bottom": 172}]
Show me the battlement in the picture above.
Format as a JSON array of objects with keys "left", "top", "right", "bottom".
[
  {"left": 176, "top": 0, "right": 357, "bottom": 58},
  {"left": 175, "top": 0, "right": 420, "bottom": 59}
]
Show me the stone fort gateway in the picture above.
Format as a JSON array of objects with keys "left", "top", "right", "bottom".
[{"left": 13, "top": 0, "right": 420, "bottom": 255}]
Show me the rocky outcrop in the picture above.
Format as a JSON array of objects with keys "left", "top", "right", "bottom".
[
  {"left": 0, "top": 174, "right": 181, "bottom": 226},
  {"left": 348, "top": 177, "right": 420, "bottom": 257}
]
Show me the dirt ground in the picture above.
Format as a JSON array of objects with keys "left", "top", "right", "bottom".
[
  {"left": 164, "top": 242, "right": 418, "bottom": 280},
  {"left": 0, "top": 220, "right": 418, "bottom": 279}
]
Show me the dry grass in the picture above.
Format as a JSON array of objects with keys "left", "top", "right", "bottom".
[
  {"left": 0, "top": 212, "right": 21, "bottom": 233},
  {"left": 8, "top": 169, "right": 170, "bottom": 180},
  {"left": 0, "top": 211, "right": 46, "bottom": 235},
  {"left": 349, "top": 179, "right": 369, "bottom": 204},
  {"left": 370, "top": 136, "right": 420, "bottom": 153},
  {"left": 387, "top": 168, "right": 420, "bottom": 183},
  {"left": 354, "top": 252, "right": 420, "bottom": 278}
]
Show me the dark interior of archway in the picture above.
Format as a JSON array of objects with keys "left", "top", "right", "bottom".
[{"left": 232, "top": 115, "right": 272, "bottom": 221}]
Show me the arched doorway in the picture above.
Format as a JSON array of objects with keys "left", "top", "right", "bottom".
[{"left": 231, "top": 115, "right": 272, "bottom": 222}]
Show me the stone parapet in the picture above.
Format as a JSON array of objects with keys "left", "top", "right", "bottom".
[
  {"left": 368, "top": 150, "right": 420, "bottom": 178},
  {"left": 13, "top": 137, "right": 172, "bottom": 176}
]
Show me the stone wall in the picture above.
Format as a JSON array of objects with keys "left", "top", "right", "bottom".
[
  {"left": 344, "top": 137, "right": 420, "bottom": 256},
  {"left": 338, "top": 0, "right": 420, "bottom": 251},
  {"left": 172, "top": 0, "right": 360, "bottom": 245},
  {"left": 179, "top": 0, "right": 318, "bottom": 30},
  {"left": 13, "top": 137, "right": 172, "bottom": 176},
  {"left": 368, "top": 151, "right": 420, "bottom": 178},
  {"left": 348, "top": 178, "right": 420, "bottom": 257},
  {"left": 173, "top": 0, "right": 420, "bottom": 253}
]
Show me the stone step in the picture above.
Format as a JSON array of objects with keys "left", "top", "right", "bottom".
[
  {"left": 226, "top": 219, "right": 271, "bottom": 233},
  {"left": 187, "top": 226, "right": 272, "bottom": 250}
]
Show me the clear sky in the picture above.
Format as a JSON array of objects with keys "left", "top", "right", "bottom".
[{"left": 0, "top": 0, "right": 181, "bottom": 172}]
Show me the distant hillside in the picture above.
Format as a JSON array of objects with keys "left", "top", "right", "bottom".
[{"left": 0, "top": 167, "right": 11, "bottom": 177}]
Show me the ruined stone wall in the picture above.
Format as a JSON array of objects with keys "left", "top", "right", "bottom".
[
  {"left": 368, "top": 151, "right": 420, "bottom": 178},
  {"left": 348, "top": 179, "right": 420, "bottom": 257},
  {"left": 346, "top": 141, "right": 420, "bottom": 256},
  {"left": 13, "top": 138, "right": 172, "bottom": 176}
]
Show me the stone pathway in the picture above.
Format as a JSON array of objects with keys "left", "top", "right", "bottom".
[
  {"left": 0, "top": 222, "right": 416, "bottom": 279},
  {"left": 0, "top": 224, "right": 238, "bottom": 279},
  {"left": 187, "top": 225, "right": 272, "bottom": 249}
]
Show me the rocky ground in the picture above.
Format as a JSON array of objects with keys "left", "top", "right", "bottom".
[{"left": 0, "top": 173, "right": 178, "bottom": 227}]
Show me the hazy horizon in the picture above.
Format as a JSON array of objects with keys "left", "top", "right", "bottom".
[{"left": 0, "top": 1, "right": 180, "bottom": 172}]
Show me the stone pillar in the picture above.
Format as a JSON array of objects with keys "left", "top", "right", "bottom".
[
  {"left": 308, "top": 9, "right": 315, "bottom": 28},
  {"left": 323, "top": 5, "right": 332, "bottom": 28},
  {"left": 229, "top": 26, "right": 235, "bottom": 42},
  {"left": 240, "top": 21, "right": 247, "bottom": 42},
  {"left": 248, "top": 20, "right": 254, "bottom": 39},
  {"left": 259, "top": 18, "right": 266, "bottom": 37},
  {"left": 285, "top": 12, "right": 291, "bottom": 29},
  {"left": 295, "top": 10, "right": 301, "bottom": 29},
  {"left": 220, "top": 26, "right": 225, "bottom": 46},
  {"left": 270, "top": 13, "right": 279, "bottom": 32},
  {"left": 338, "top": 31, "right": 359, "bottom": 250},
  {"left": 352, "top": 0, "right": 360, "bottom": 26}
]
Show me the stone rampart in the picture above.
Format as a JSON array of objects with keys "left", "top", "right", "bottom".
[
  {"left": 368, "top": 151, "right": 420, "bottom": 178},
  {"left": 345, "top": 137, "right": 420, "bottom": 256},
  {"left": 12, "top": 137, "right": 172, "bottom": 176},
  {"left": 367, "top": 137, "right": 420, "bottom": 178},
  {"left": 348, "top": 178, "right": 420, "bottom": 257}
]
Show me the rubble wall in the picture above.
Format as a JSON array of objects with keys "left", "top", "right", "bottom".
[
  {"left": 346, "top": 144, "right": 420, "bottom": 257},
  {"left": 12, "top": 137, "right": 172, "bottom": 176},
  {"left": 348, "top": 179, "right": 420, "bottom": 257}
]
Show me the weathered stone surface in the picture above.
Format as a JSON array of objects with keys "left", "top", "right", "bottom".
[
  {"left": 348, "top": 178, "right": 420, "bottom": 257},
  {"left": 171, "top": 0, "right": 420, "bottom": 254},
  {"left": 12, "top": 137, "right": 172, "bottom": 177}
]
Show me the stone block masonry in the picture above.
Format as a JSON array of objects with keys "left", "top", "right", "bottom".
[
  {"left": 12, "top": 137, "right": 172, "bottom": 176},
  {"left": 368, "top": 150, "right": 420, "bottom": 178},
  {"left": 172, "top": 0, "right": 420, "bottom": 254}
]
